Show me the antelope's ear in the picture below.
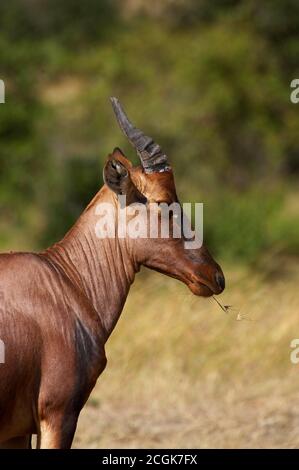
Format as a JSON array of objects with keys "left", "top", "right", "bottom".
[
  {"left": 103, "top": 157, "right": 128, "bottom": 195},
  {"left": 103, "top": 149, "right": 146, "bottom": 205}
]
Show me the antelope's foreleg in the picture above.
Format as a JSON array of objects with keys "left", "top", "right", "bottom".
[{"left": 39, "top": 412, "right": 79, "bottom": 449}]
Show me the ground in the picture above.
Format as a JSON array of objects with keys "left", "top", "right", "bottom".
[{"left": 73, "top": 260, "right": 299, "bottom": 448}]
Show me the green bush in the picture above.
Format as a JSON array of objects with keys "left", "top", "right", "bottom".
[{"left": 0, "top": 2, "right": 298, "bottom": 262}]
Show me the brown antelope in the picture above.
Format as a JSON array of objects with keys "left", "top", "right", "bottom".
[{"left": 0, "top": 98, "right": 225, "bottom": 448}]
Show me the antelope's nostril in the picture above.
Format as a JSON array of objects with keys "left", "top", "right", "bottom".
[{"left": 215, "top": 271, "right": 225, "bottom": 292}]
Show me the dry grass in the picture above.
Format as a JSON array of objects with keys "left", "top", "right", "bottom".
[{"left": 74, "top": 260, "right": 299, "bottom": 448}]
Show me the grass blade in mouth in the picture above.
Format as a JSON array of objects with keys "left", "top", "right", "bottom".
[{"left": 212, "top": 295, "right": 232, "bottom": 314}]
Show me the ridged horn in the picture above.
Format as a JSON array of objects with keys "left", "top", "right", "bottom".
[{"left": 110, "top": 97, "right": 170, "bottom": 173}]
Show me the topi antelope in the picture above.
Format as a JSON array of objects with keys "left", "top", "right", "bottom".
[{"left": 0, "top": 98, "right": 225, "bottom": 448}]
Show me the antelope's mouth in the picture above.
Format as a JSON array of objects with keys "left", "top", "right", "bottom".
[
  {"left": 186, "top": 267, "right": 225, "bottom": 297},
  {"left": 188, "top": 280, "right": 214, "bottom": 297}
]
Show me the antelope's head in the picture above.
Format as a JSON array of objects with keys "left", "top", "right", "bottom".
[{"left": 103, "top": 98, "right": 225, "bottom": 297}]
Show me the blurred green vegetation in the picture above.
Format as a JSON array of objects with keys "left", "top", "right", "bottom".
[{"left": 0, "top": 0, "right": 298, "bottom": 262}]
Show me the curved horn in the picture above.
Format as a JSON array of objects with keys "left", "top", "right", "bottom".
[{"left": 110, "top": 97, "right": 171, "bottom": 174}]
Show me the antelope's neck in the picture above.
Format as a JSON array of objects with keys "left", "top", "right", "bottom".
[{"left": 43, "top": 187, "right": 138, "bottom": 339}]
